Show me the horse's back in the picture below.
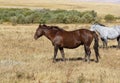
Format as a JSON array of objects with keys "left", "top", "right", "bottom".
[
  {"left": 54, "top": 29, "right": 93, "bottom": 48},
  {"left": 97, "top": 25, "right": 120, "bottom": 39},
  {"left": 79, "top": 29, "right": 94, "bottom": 37},
  {"left": 114, "top": 26, "right": 120, "bottom": 34}
]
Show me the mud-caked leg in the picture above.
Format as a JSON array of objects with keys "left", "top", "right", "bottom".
[
  {"left": 84, "top": 45, "right": 87, "bottom": 62},
  {"left": 53, "top": 45, "right": 58, "bottom": 62},
  {"left": 59, "top": 47, "right": 65, "bottom": 61},
  {"left": 101, "top": 38, "right": 108, "bottom": 48},
  {"left": 95, "top": 53, "right": 99, "bottom": 63},
  {"left": 104, "top": 39, "right": 108, "bottom": 48},
  {"left": 117, "top": 36, "right": 120, "bottom": 48},
  {"left": 84, "top": 45, "right": 91, "bottom": 63}
]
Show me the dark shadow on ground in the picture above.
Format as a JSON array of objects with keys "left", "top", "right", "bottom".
[
  {"left": 55, "top": 57, "right": 95, "bottom": 62},
  {"left": 99, "top": 45, "right": 118, "bottom": 49}
]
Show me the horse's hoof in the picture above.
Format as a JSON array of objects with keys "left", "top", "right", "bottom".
[
  {"left": 83, "top": 59, "right": 87, "bottom": 62},
  {"left": 62, "top": 59, "right": 66, "bottom": 61},
  {"left": 95, "top": 60, "right": 99, "bottom": 63},
  {"left": 87, "top": 61, "right": 90, "bottom": 64},
  {"left": 53, "top": 60, "right": 56, "bottom": 63},
  {"left": 117, "top": 46, "right": 120, "bottom": 49}
]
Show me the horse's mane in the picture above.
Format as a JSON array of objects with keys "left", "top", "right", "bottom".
[
  {"left": 50, "top": 26, "right": 64, "bottom": 31},
  {"left": 96, "top": 23, "right": 106, "bottom": 27},
  {"left": 42, "top": 24, "right": 64, "bottom": 31}
]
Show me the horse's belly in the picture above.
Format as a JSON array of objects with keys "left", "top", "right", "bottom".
[
  {"left": 108, "top": 32, "right": 119, "bottom": 39},
  {"left": 63, "top": 40, "right": 82, "bottom": 49},
  {"left": 64, "top": 44, "right": 81, "bottom": 49}
]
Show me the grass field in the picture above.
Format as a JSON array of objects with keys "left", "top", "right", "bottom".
[
  {"left": 0, "top": 0, "right": 120, "bottom": 16},
  {"left": 0, "top": 0, "right": 120, "bottom": 82},
  {"left": 0, "top": 24, "right": 120, "bottom": 83}
]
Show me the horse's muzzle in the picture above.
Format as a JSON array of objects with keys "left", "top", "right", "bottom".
[{"left": 34, "top": 36, "right": 38, "bottom": 40}]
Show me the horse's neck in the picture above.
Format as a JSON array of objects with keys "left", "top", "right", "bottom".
[
  {"left": 96, "top": 26, "right": 106, "bottom": 33},
  {"left": 43, "top": 29, "right": 57, "bottom": 41},
  {"left": 114, "top": 26, "right": 120, "bottom": 34}
]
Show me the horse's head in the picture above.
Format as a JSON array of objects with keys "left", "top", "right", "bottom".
[
  {"left": 90, "top": 23, "right": 105, "bottom": 31},
  {"left": 90, "top": 24, "right": 97, "bottom": 31},
  {"left": 34, "top": 24, "right": 47, "bottom": 40}
]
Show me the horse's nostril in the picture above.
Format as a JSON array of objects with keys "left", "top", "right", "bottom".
[{"left": 34, "top": 36, "right": 37, "bottom": 40}]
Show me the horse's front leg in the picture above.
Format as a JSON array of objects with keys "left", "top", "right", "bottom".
[
  {"left": 59, "top": 47, "right": 65, "bottom": 61},
  {"left": 101, "top": 38, "right": 108, "bottom": 48},
  {"left": 101, "top": 38, "right": 105, "bottom": 48},
  {"left": 84, "top": 45, "right": 87, "bottom": 62},
  {"left": 53, "top": 45, "right": 58, "bottom": 63},
  {"left": 104, "top": 39, "right": 108, "bottom": 48}
]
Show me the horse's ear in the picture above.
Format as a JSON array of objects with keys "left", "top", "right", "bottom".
[
  {"left": 39, "top": 24, "right": 41, "bottom": 27},
  {"left": 43, "top": 24, "right": 47, "bottom": 27},
  {"left": 93, "top": 22, "right": 99, "bottom": 25},
  {"left": 92, "top": 22, "right": 95, "bottom": 25}
]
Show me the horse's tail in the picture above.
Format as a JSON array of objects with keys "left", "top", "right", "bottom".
[{"left": 92, "top": 31, "right": 100, "bottom": 62}]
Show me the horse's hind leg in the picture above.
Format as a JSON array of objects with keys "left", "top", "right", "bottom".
[
  {"left": 53, "top": 45, "right": 58, "bottom": 62},
  {"left": 59, "top": 47, "right": 65, "bottom": 61},
  {"left": 95, "top": 52, "right": 99, "bottom": 63},
  {"left": 117, "top": 36, "right": 120, "bottom": 48},
  {"left": 93, "top": 44, "right": 99, "bottom": 63},
  {"left": 84, "top": 45, "right": 91, "bottom": 63}
]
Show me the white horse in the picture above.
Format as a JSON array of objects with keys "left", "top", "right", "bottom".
[{"left": 90, "top": 24, "right": 120, "bottom": 48}]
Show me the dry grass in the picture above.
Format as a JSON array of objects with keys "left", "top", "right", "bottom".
[
  {"left": 0, "top": 1, "right": 120, "bottom": 82},
  {"left": 0, "top": 0, "right": 120, "bottom": 16},
  {"left": 0, "top": 24, "right": 120, "bottom": 83}
]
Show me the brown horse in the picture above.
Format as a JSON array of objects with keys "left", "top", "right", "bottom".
[{"left": 34, "top": 24, "right": 100, "bottom": 63}]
